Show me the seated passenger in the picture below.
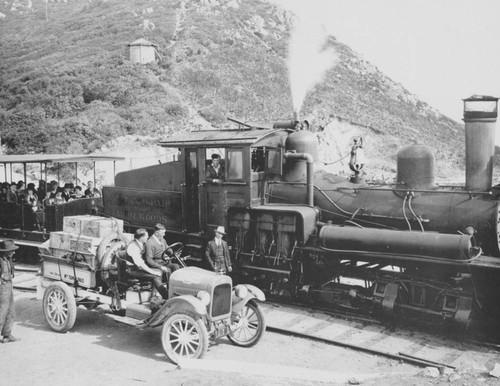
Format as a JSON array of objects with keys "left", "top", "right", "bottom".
[
  {"left": 0, "top": 184, "right": 8, "bottom": 203},
  {"left": 46, "top": 182, "right": 58, "bottom": 201},
  {"left": 6, "top": 183, "right": 18, "bottom": 204},
  {"left": 24, "top": 188, "right": 38, "bottom": 211},
  {"left": 205, "top": 153, "right": 224, "bottom": 183},
  {"left": 53, "top": 191, "right": 65, "bottom": 205},
  {"left": 144, "top": 223, "right": 180, "bottom": 283},
  {"left": 84, "top": 181, "right": 95, "bottom": 197},
  {"left": 72, "top": 186, "right": 84, "bottom": 199},
  {"left": 92, "top": 186, "right": 101, "bottom": 198},
  {"left": 16, "top": 181, "right": 26, "bottom": 201},
  {"left": 123, "top": 228, "right": 168, "bottom": 299},
  {"left": 61, "top": 183, "right": 73, "bottom": 202}
]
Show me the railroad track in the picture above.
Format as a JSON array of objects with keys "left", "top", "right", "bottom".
[
  {"left": 261, "top": 301, "right": 500, "bottom": 372},
  {"left": 13, "top": 266, "right": 499, "bottom": 371}
]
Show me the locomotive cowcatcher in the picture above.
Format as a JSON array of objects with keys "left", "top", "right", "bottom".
[{"left": 100, "top": 95, "right": 500, "bottom": 331}]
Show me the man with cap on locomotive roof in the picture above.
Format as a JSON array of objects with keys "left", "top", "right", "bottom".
[
  {"left": 205, "top": 153, "right": 225, "bottom": 184},
  {"left": 144, "top": 223, "right": 180, "bottom": 283},
  {"left": 205, "top": 226, "right": 232, "bottom": 274},
  {"left": 0, "top": 239, "right": 20, "bottom": 343}
]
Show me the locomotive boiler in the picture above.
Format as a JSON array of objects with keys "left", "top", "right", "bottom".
[{"left": 101, "top": 95, "right": 500, "bottom": 329}]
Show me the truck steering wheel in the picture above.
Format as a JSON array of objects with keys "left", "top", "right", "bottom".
[{"left": 161, "top": 242, "right": 185, "bottom": 267}]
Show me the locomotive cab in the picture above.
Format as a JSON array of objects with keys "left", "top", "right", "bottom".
[{"left": 102, "top": 124, "right": 293, "bottom": 264}]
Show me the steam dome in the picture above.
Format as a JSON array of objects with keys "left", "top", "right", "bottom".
[{"left": 397, "top": 144, "right": 435, "bottom": 190}]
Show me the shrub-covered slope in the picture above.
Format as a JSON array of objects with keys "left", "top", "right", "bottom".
[{"left": 0, "top": 0, "right": 467, "bottom": 180}]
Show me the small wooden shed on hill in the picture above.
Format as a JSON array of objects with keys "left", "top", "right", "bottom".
[{"left": 128, "top": 38, "right": 159, "bottom": 64}]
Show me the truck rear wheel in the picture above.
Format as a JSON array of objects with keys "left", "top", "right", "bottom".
[
  {"left": 161, "top": 312, "right": 208, "bottom": 364},
  {"left": 43, "top": 282, "right": 77, "bottom": 333},
  {"left": 228, "top": 300, "right": 265, "bottom": 347}
]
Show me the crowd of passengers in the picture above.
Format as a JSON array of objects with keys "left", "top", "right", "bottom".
[{"left": 0, "top": 180, "right": 101, "bottom": 209}]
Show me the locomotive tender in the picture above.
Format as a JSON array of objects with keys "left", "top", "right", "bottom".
[{"left": 102, "top": 95, "right": 500, "bottom": 328}]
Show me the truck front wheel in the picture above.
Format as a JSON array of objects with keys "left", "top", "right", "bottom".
[
  {"left": 228, "top": 300, "right": 265, "bottom": 347},
  {"left": 161, "top": 312, "right": 208, "bottom": 364},
  {"left": 43, "top": 282, "right": 77, "bottom": 333}
]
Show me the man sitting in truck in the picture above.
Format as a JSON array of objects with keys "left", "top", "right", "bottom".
[
  {"left": 144, "top": 223, "right": 180, "bottom": 284},
  {"left": 122, "top": 228, "right": 168, "bottom": 300}
]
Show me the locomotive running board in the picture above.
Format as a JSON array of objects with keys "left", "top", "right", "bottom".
[{"left": 470, "top": 255, "right": 500, "bottom": 269}]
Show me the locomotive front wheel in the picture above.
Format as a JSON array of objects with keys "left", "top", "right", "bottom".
[
  {"left": 43, "top": 282, "right": 77, "bottom": 333},
  {"left": 161, "top": 312, "right": 208, "bottom": 364},
  {"left": 228, "top": 300, "right": 266, "bottom": 347}
]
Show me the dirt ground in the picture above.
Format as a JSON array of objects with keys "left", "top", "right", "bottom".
[{"left": 2, "top": 290, "right": 499, "bottom": 386}]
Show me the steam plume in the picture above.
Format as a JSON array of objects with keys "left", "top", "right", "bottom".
[{"left": 288, "top": 18, "right": 338, "bottom": 114}]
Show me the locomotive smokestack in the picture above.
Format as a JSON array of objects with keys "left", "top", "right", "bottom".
[{"left": 463, "top": 95, "right": 498, "bottom": 191}]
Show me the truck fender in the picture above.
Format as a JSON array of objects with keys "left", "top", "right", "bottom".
[
  {"left": 232, "top": 284, "right": 266, "bottom": 314},
  {"left": 140, "top": 295, "right": 207, "bottom": 329}
]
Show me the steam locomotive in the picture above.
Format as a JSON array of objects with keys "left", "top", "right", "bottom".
[
  {"left": 3, "top": 95, "right": 498, "bottom": 329},
  {"left": 98, "top": 95, "right": 500, "bottom": 329}
]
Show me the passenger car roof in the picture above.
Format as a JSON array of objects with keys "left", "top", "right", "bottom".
[{"left": 0, "top": 154, "right": 125, "bottom": 164}]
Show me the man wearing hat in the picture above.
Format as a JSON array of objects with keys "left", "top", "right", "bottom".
[
  {"left": 0, "top": 239, "right": 19, "bottom": 343},
  {"left": 61, "top": 183, "right": 73, "bottom": 202},
  {"left": 205, "top": 226, "right": 232, "bottom": 274}
]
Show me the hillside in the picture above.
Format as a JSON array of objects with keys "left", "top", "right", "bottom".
[{"left": 0, "top": 0, "right": 469, "bottom": 183}]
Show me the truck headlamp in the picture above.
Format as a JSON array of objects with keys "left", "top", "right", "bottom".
[
  {"left": 196, "top": 290, "right": 211, "bottom": 306},
  {"left": 235, "top": 285, "right": 248, "bottom": 299}
]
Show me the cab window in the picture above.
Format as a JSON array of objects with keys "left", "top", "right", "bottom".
[{"left": 226, "top": 149, "right": 243, "bottom": 181}]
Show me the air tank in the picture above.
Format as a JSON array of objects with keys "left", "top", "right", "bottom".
[
  {"left": 396, "top": 144, "right": 435, "bottom": 190},
  {"left": 319, "top": 225, "right": 475, "bottom": 261}
]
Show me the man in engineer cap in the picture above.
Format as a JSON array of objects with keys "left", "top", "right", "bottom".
[
  {"left": 0, "top": 239, "right": 20, "bottom": 343},
  {"left": 205, "top": 226, "right": 232, "bottom": 274}
]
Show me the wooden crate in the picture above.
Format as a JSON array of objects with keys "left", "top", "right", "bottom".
[{"left": 42, "top": 260, "right": 96, "bottom": 289}]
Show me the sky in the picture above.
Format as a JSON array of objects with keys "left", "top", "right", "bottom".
[{"left": 272, "top": 0, "right": 500, "bottom": 123}]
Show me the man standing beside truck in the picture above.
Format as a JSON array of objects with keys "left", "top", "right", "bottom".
[
  {"left": 205, "top": 226, "right": 232, "bottom": 274},
  {"left": 0, "top": 239, "right": 19, "bottom": 343}
]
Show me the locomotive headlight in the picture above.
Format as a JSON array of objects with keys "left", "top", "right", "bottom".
[
  {"left": 235, "top": 285, "right": 248, "bottom": 299},
  {"left": 196, "top": 291, "right": 211, "bottom": 306}
]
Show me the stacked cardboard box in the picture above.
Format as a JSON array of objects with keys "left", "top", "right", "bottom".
[{"left": 63, "top": 215, "right": 124, "bottom": 238}]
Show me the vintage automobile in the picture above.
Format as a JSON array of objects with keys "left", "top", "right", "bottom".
[{"left": 38, "top": 217, "right": 266, "bottom": 364}]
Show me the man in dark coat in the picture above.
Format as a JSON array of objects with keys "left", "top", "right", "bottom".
[
  {"left": 0, "top": 239, "right": 19, "bottom": 343},
  {"left": 144, "top": 223, "right": 180, "bottom": 282},
  {"left": 205, "top": 154, "right": 224, "bottom": 183},
  {"left": 205, "top": 226, "right": 232, "bottom": 274}
]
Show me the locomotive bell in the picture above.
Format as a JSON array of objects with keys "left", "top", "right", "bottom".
[
  {"left": 396, "top": 144, "right": 436, "bottom": 190},
  {"left": 463, "top": 95, "right": 499, "bottom": 191}
]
